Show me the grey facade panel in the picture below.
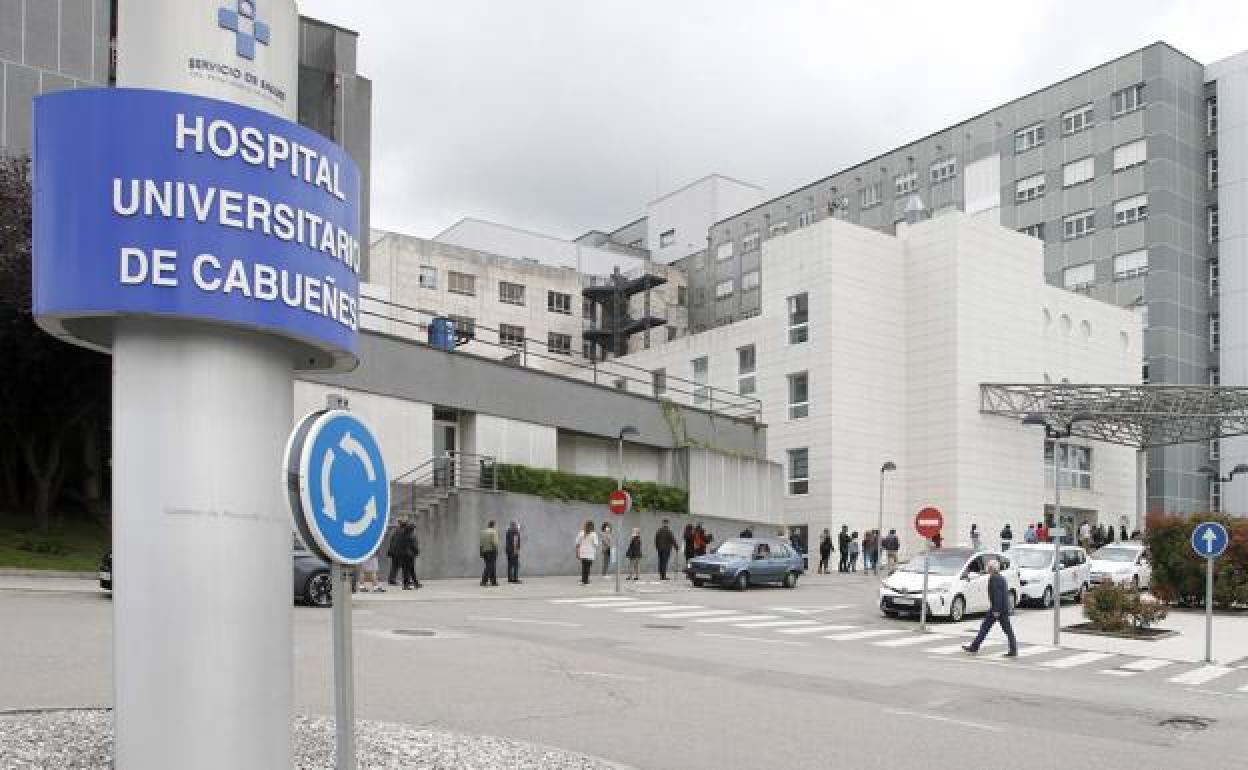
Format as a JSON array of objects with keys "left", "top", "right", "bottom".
[
  {"left": 4, "top": 62, "right": 39, "bottom": 153},
  {"left": 0, "top": 0, "right": 21, "bottom": 63},
  {"left": 58, "top": 0, "right": 94, "bottom": 82},
  {"left": 22, "top": 0, "right": 58, "bottom": 72}
]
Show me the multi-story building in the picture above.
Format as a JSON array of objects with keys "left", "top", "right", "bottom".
[{"left": 682, "top": 42, "right": 1230, "bottom": 515}]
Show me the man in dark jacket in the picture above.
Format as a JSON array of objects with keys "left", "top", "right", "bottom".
[
  {"left": 963, "top": 560, "right": 1018, "bottom": 657},
  {"left": 504, "top": 520, "right": 522, "bottom": 583},
  {"left": 837, "top": 525, "right": 851, "bottom": 573},
  {"left": 397, "top": 522, "right": 420, "bottom": 590},
  {"left": 386, "top": 525, "right": 403, "bottom": 586},
  {"left": 655, "top": 519, "right": 678, "bottom": 580},
  {"left": 881, "top": 529, "right": 900, "bottom": 574}
]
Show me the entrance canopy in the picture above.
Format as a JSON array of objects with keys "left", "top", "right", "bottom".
[{"left": 979, "top": 384, "right": 1248, "bottom": 449}]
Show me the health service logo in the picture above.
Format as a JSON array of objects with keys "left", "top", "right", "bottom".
[{"left": 217, "top": 0, "right": 271, "bottom": 61}]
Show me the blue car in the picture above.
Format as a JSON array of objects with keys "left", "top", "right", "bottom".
[{"left": 686, "top": 537, "right": 804, "bottom": 590}]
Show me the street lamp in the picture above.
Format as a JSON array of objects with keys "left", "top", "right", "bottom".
[
  {"left": 877, "top": 461, "right": 897, "bottom": 576},
  {"left": 1196, "top": 463, "right": 1248, "bottom": 484},
  {"left": 616, "top": 425, "right": 639, "bottom": 594},
  {"left": 1023, "top": 412, "right": 1092, "bottom": 647}
]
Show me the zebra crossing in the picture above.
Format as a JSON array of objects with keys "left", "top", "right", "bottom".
[{"left": 545, "top": 594, "right": 1248, "bottom": 694}]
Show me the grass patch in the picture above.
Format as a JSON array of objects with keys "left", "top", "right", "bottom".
[{"left": 0, "top": 515, "right": 110, "bottom": 571}]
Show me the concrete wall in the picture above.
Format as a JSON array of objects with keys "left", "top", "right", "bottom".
[
  {"left": 646, "top": 175, "right": 765, "bottom": 265},
  {"left": 435, "top": 217, "right": 643, "bottom": 276},
  {"left": 293, "top": 380, "right": 434, "bottom": 478}
]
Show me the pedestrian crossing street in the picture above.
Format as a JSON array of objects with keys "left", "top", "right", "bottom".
[{"left": 547, "top": 595, "right": 1248, "bottom": 695}]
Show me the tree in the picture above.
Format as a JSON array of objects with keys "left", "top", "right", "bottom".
[{"left": 0, "top": 154, "right": 110, "bottom": 533}]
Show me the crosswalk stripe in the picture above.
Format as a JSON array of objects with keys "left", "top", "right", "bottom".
[
  {"left": 1238, "top": 683, "right": 1248, "bottom": 693},
  {"left": 926, "top": 642, "right": 983, "bottom": 654},
  {"left": 767, "top": 605, "right": 853, "bottom": 614},
  {"left": 733, "top": 620, "right": 818, "bottom": 629},
  {"left": 579, "top": 600, "right": 662, "bottom": 609},
  {"left": 1040, "top": 652, "right": 1114, "bottom": 669},
  {"left": 824, "top": 629, "right": 908, "bottom": 641},
  {"left": 776, "top": 625, "right": 858, "bottom": 635},
  {"left": 1013, "top": 646, "right": 1053, "bottom": 658},
  {"left": 1168, "top": 665, "right": 1234, "bottom": 686},
  {"left": 1118, "top": 658, "right": 1172, "bottom": 672},
  {"left": 654, "top": 609, "right": 738, "bottom": 620},
  {"left": 615, "top": 604, "right": 702, "bottom": 614},
  {"left": 874, "top": 634, "right": 939, "bottom": 648},
  {"left": 550, "top": 596, "right": 636, "bottom": 604},
  {"left": 1100, "top": 670, "right": 1136, "bottom": 677},
  {"left": 694, "top": 614, "right": 778, "bottom": 624}
]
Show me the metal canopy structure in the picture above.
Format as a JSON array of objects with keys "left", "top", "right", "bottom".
[{"left": 979, "top": 384, "right": 1248, "bottom": 448}]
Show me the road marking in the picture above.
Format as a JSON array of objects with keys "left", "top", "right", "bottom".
[
  {"left": 882, "top": 708, "right": 1002, "bottom": 733},
  {"left": 1100, "top": 670, "right": 1135, "bottom": 677},
  {"left": 549, "top": 596, "right": 636, "bottom": 604},
  {"left": 1168, "top": 665, "right": 1234, "bottom": 686},
  {"left": 1040, "top": 652, "right": 1114, "bottom": 669},
  {"left": 1013, "top": 646, "right": 1054, "bottom": 658},
  {"left": 465, "top": 616, "right": 582, "bottom": 628},
  {"left": 693, "top": 614, "right": 778, "bottom": 624},
  {"left": 1118, "top": 658, "right": 1173, "bottom": 672},
  {"left": 580, "top": 600, "right": 668, "bottom": 609},
  {"left": 874, "top": 634, "right": 939, "bottom": 648},
  {"left": 925, "top": 642, "right": 982, "bottom": 654},
  {"left": 767, "top": 605, "right": 852, "bottom": 614},
  {"left": 654, "top": 609, "right": 739, "bottom": 620},
  {"left": 566, "top": 671, "right": 647, "bottom": 682},
  {"left": 696, "top": 632, "right": 808, "bottom": 646},
  {"left": 776, "top": 624, "right": 858, "bottom": 635},
  {"left": 614, "top": 604, "right": 702, "bottom": 614},
  {"left": 824, "top": 629, "right": 907, "bottom": 641},
  {"left": 733, "top": 619, "right": 819, "bottom": 629}
]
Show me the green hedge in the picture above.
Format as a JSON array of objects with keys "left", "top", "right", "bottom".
[
  {"left": 1146, "top": 511, "right": 1248, "bottom": 609},
  {"left": 496, "top": 464, "right": 688, "bottom": 513}
]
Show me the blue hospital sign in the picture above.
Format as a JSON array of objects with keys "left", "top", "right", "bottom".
[
  {"left": 285, "top": 410, "right": 390, "bottom": 565},
  {"left": 32, "top": 88, "right": 360, "bottom": 369}
]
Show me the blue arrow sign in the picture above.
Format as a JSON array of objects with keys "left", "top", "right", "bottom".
[
  {"left": 289, "top": 410, "right": 390, "bottom": 564},
  {"left": 1191, "top": 521, "right": 1229, "bottom": 560}
]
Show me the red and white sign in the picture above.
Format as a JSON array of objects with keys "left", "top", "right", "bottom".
[
  {"left": 608, "top": 489, "right": 632, "bottom": 515},
  {"left": 914, "top": 507, "right": 944, "bottom": 538}
]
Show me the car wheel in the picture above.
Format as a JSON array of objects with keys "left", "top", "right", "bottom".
[
  {"left": 691, "top": 579, "right": 705, "bottom": 587},
  {"left": 733, "top": 572, "right": 749, "bottom": 591},
  {"left": 783, "top": 571, "right": 799, "bottom": 589},
  {"left": 1041, "top": 586, "right": 1054, "bottom": 609},
  {"left": 305, "top": 571, "right": 332, "bottom": 608},
  {"left": 949, "top": 595, "right": 966, "bottom": 622}
]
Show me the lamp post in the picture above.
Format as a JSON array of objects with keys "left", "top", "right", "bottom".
[
  {"left": 1196, "top": 463, "right": 1248, "bottom": 485},
  {"left": 616, "top": 425, "right": 639, "bottom": 594},
  {"left": 1023, "top": 412, "right": 1092, "bottom": 647},
  {"left": 877, "top": 461, "right": 897, "bottom": 576}
]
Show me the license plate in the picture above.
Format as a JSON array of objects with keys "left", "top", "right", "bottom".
[
  {"left": 893, "top": 598, "right": 916, "bottom": 606},
  {"left": 696, "top": 573, "right": 712, "bottom": 580}
]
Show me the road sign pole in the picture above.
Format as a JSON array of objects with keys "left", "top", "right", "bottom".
[
  {"left": 1190, "top": 521, "right": 1228, "bottom": 664},
  {"left": 617, "top": 439, "right": 623, "bottom": 596},
  {"left": 331, "top": 562, "right": 357, "bottom": 770},
  {"left": 919, "top": 554, "right": 929, "bottom": 632},
  {"left": 1053, "top": 439, "right": 1062, "bottom": 648},
  {"left": 1206, "top": 555, "right": 1214, "bottom": 664}
]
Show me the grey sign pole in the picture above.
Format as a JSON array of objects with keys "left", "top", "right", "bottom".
[
  {"left": 1206, "top": 555, "right": 1214, "bottom": 664},
  {"left": 919, "top": 554, "right": 929, "bottom": 632},
  {"left": 331, "top": 562, "right": 357, "bottom": 770}
]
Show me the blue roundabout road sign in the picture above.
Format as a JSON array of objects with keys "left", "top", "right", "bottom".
[
  {"left": 1191, "top": 521, "right": 1229, "bottom": 560},
  {"left": 285, "top": 409, "right": 390, "bottom": 564}
]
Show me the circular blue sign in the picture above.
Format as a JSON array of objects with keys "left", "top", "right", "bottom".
[
  {"left": 288, "top": 410, "right": 389, "bottom": 564},
  {"left": 1191, "top": 521, "right": 1229, "bottom": 560}
]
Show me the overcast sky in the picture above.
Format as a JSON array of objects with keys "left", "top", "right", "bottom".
[{"left": 297, "top": 0, "right": 1248, "bottom": 241}]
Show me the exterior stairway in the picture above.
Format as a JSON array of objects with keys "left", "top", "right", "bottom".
[{"left": 390, "top": 451, "right": 500, "bottom": 520}]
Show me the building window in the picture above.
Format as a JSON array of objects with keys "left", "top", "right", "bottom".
[
  {"left": 1063, "top": 210, "right": 1095, "bottom": 240},
  {"left": 1211, "top": 368, "right": 1221, "bottom": 387},
  {"left": 742, "top": 270, "right": 760, "bottom": 292},
  {"left": 1211, "top": 259, "right": 1220, "bottom": 296},
  {"left": 1113, "top": 249, "right": 1149, "bottom": 280},
  {"left": 499, "top": 281, "right": 526, "bottom": 306},
  {"left": 1142, "top": 359, "right": 1150, "bottom": 385},
  {"left": 738, "top": 344, "right": 756, "bottom": 396},
  {"left": 1114, "top": 195, "right": 1148, "bottom": 226},
  {"left": 715, "top": 279, "right": 734, "bottom": 299},
  {"left": 547, "top": 290, "right": 572, "bottom": 314},
  {"left": 1062, "top": 103, "right": 1094, "bottom": 135},
  {"left": 787, "top": 448, "right": 809, "bottom": 495},
  {"left": 448, "top": 315, "right": 475, "bottom": 339},
  {"left": 677, "top": 286, "right": 688, "bottom": 306},
  {"left": 660, "top": 229, "right": 676, "bottom": 248},
  {"left": 692, "top": 252, "right": 706, "bottom": 271},
  {"left": 1063, "top": 262, "right": 1096, "bottom": 292},
  {"left": 1211, "top": 480, "right": 1222, "bottom": 513},
  {"left": 1019, "top": 223, "right": 1045, "bottom": 240},
  {"left": 582, "top": 298, "right": 595, "bottom": 321},
  {"left": 797, "top": 209, "right": 816, "bottom": 228},
  {"left": 1208, "top": 96, "right": 1218, "bottom": 136},
  {"left": 1208, "top": 151, "right": 1218, "bottom": 189},
  {"left": 418, "top": 265, "right": 438, "bottom": 289},
  {"left": 499, "top": 323, "right": 526, "bottom": 349},
  {"left": 769, "top": 220, "right": 789, "bottom": 237},
  {"left": 787, "top": 292, "right": 809, "bottom": 344},
  {"left": 716, "top": 241, "right": 734, "bottom": 261},
  {"left": 831, "top": 195, "right": 850, "bottom": 218},
  {"left": 930, "top": 156, "right": 957, "bottom": 184},
  {"left": 1062, "top": 156, "right": 1095, "bottom": 187},
  {"left": 448, "top": 271, "right": 476, "bottom": 296},
  {"left": 860, "top": 182, "right": 882, "bottom": 208},
  {"left": 787, "top": 372, "right": 809, "bottom": 419},
  {"left": 1015, "top": 173, "right": 1046, "bottom": 204},
  {"left": 1211, "top": 315, "right": 1220, "bottom": 351},
  {"left": 693, "top": 287, "right": 706, "bottom": 306},
  {"left": 628, "top": 238, "right": 644, "bottom": 249},
  {"left": 1210, "top": 438, "right": 1221, "bottom": 461},
  {"left": 1112, "top": 139, "right": 1147, "bottom": 172},
  {"left": 1014, "top": 122, "right": 1045, "bottom": 153},
  {"left": 692, "top": 356, "right": 709, "bottom": 405},
  {"left": 652, "top": 368, "right": 667, "bottom": 396},
  {"left": 1112, "top": 83, "right": 1144, "bottom": 116},
  {"left": 895, "top": 171, "right": 917, "bottom": 196},
  {"left": 742, "top": 231, "right": 760, "bottom": 252},
  {"left": 1210, "top": 207, "right": 1220, "bottom": 243},
  {"left": 547, "top": 332, "right": 571, "bottom": 355},
  {"left": 1045, "top": 442, "right": 1092, "bottom": 489}
]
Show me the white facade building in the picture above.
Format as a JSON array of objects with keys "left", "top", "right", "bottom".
[{"left": 620, "top": 211, "right": 1142, "bottom": 556}]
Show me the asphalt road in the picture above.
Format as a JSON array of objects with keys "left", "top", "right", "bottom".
[{"left": 4, "top": 571, "right": 1247, "bottom": 770}]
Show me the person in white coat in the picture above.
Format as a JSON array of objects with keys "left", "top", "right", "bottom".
[{"left": 575, "top": 520, "right": 600, "bottom": 585}]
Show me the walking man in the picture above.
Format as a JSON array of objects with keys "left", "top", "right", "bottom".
[
  {"left": 505, "top": 520, "right": 522, "bottom": 583},
  {"left": 480, "top": 519, "right": 500, "bottom": 587},
  {"left": 655, "top": 519, "right": 678, "bottom": 580},
  {"left": 881, "top": 528, "right": 900, "bottom": 574},
  {"left": 963, "top": 560, "right": 1018, "bottom": 657},
  {"left": 837, "top": 525, "right": 851, "bottom": 573},
  {"left": 385, "top": 524, "right": 402, "bottom": 586}
]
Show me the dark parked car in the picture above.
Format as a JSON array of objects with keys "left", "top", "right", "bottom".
[
  {"left": 685, "top": 537, "right": 804, "bottom": 590},
  {"left": 98, "top": 543, "right": 334, "bottom": 607}
]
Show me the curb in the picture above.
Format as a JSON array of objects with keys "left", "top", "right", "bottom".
[{"left": 0, "top": 568, "right": 96, "bottom": 579}]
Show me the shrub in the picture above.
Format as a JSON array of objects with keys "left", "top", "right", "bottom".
[
  {"left": 14, "top": 534, "right": 70, "bottom": 556},
  {"left": 496, "top": 464, "right": 688, "bottom": 513},
  {"left": 1083, "top": 582, "right": 1168, "bottom": 632},
  {"left": 1146, "top": 511, "right": 1248, "bottom": 609}
]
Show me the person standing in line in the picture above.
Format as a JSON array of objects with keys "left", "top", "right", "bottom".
[
  {"left": 837, "top": 525, "right": 851, "bottom": 573},
  {"left": 655, "top": 519, "right": 678, "bottom": 580},
  {"left": 599, "top": 522, "right": 614, "bottom": 576},
  {"left": 575, "top": 520, "right": 599, "bottom": 585},
  {"left": 360, "top": 551, "right": 383, "bottom": 593},
  {"left": 504, "top": 520, "right": 522, "bottom": 584},
  {"left": 962, "top": 560, "right": 1019, "bottom": 657},
  {"left": 693, "top": 524, "right": 708, "bottom": 557},
  {"left": 866, "top": 530, "right": 881, "bottom": 574},
  {"left": 1119, "top": 524, "right": 1129, "bottom": 542},
  {"left": 1000, "top": 523, "right": 1014, "bottom": 551},
  {"left": 739, "top": 526, "right": 754, "bottom": 538},
  {"left": 1036, "top": 520, "right": 1048, "bottom": 543},
  {"left": 848, "top": 532, "right": 860, "bottom": 572},
  {"left": 479, "top": 519, "right": 500, "bottom": 587},
  {"left": 1024, "top": 523, "right": 1037, "bottom": 544},
  {"left": 385, "top": 524, "right": 403, "bottom": 586},
  {"left": 882, "top": 529, "right": 901, "bottom": 574},
  {"left": 393, "top": 522, "right": 418, "bottom": 590},
  {"left": 970, "top": 524, "right": 982, "bottom": 550},
  {"left": 626, "top": 528, "right": 643, "bottom": 581},
  {"left": 1078, "top": 520, "right": 1091, "bottom": 549},
  {"left": 682, "top": 524, "right": 696, "bottom": 566},
  {"left": 817, "top": 529, "right": 833, "bottom": 574},
  {"left": 1105, "top": 524, "right": 1116, "bottom": 544}
]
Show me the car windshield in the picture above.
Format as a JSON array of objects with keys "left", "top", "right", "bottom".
[
  {"left": 1094, "top": 547, "right": 1138, "bottom": 563},
  {"left": 1013, "top": 549, "right": 1057, "bottom": 568},
  {"left": 899, "top": 551, "right": 968, "bottom": 576},
  {"left": 714, "top": 541, "right": 754, "bottom": 558}
]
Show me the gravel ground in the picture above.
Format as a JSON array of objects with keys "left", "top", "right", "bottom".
[{"left": 0, "top": 710, "right": 628, "bottom": 769}]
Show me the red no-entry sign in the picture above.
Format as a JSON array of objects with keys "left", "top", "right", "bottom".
[
  {"left": 608, "top": 489, "right": 632, "bottom": 515},
  {"left": 915, "top": 507, "right": 944, "bottom": 538}
]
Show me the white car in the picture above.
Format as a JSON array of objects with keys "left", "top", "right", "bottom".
[
  {"left": 879, "top": 547, "right": 1021, "bottom": 622},
  {"left": 1088, "top": 543, "right": 1151, "bottom": 590},
  {"left": 1010, "top": 544, "right": 1090, "bottom": 607}
]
